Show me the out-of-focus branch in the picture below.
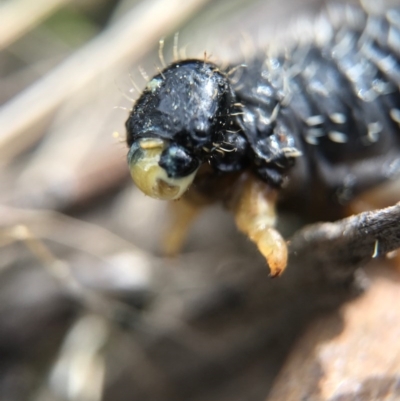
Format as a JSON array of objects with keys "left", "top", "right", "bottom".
[{"left": 289, "top": 202, "right": 400, "bottom": 284}]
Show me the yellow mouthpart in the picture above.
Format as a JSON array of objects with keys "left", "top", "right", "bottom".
[{"left": 129, "top": 138, "right": 197, "bottom": 200}]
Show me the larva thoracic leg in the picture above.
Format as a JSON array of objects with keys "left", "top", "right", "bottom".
[{"left": 230, "top": 172, "right": 287, "bottom": 277}]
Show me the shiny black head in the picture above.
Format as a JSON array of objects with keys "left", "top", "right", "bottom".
[{"left": 126, "top": 60, "right": 248, "bottom": 199}]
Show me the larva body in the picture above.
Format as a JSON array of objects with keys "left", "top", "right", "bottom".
[{"left": 125, "top": 5, "right": 400, "bottom": 276}]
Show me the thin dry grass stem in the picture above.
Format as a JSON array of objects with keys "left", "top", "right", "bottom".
[
  {"left": 0, "top": 205, "right": 151, "bottom": 259},
  {"left": 9, "top": 145, "right": 129, "bottom": 210},
  {"left": 0, "top": 0, "right": 71, "bottom": 51},
  {"left": 47, "top": 314, "right": 108, "bottom": 401},
  {"left": 19, "top": 88, "right": 120, "bottom": 170},
  {"left": 0, "top": 219, "right": 154, "bottom": 333},
  {"left": 6, "top": 87, "right": 129, "bottom": 208}
]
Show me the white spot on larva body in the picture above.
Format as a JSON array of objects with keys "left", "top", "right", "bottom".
[
  {"left": 372, "top": 79, "right": 396, "bottom": 95},
  {"left": 146, "top": 77, "right": 162, "bottom": 92},
  {"left": 357, "top": 88, "right": 377, "bottom": 102},
  {"left": 243, "top": 111, "right": 255, "bottom": 125},
  {"left": 329, "top": 113, "right": 346, "bottom": 124},
  {"left": 367, "top": 121, "right": 382, "bottom": 142},
  {"left": 303, "top": 63, "right": 318, "bottom": 80},
  {"left": 390, "top": 108, "right": 400, "bottom": 124},
  {"left": 344, "top": 61, "right": 363, "bottom": 82},
  {"left": 332, "top": 31, "right": 355, "bottom": 59},
  {"left": 257, "top": 85, "right": 274, "bottom": 98},
  {"left": 379, "top": 55, "right": 397, "bottom": 73},
  {"left": 305, "top": 135, "right": 319, "bottom": 145},
  {"left": 281, "top": 147, "right": 303, "bottom": 158},
  {"left": 305, "top": 115, "right": 324, "bottom": 126},
  {"left": 307, "top": 128, "right": 325, "bottom": 137},
  {"left": 328, "top": 131, "right": 348, "bottom": 143},
  {"left": 305, "top": 128, "right": 324, "bottom": 145},
  {"left": 308, "top": 80, "right": 330, "bottom": 97}
]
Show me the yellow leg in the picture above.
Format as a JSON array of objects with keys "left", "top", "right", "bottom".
[
  {"left": 231, "top": 172, "right": 287, "bottom": 277},
  {"left": 162, "top": 197, "right": 202, "bottom": 257}
]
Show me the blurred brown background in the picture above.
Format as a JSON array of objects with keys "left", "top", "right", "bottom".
[{"left": 1, "top": 0, "right": 400, "bottom": 400}]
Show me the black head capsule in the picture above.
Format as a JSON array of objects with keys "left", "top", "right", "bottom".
[{"left": 126, "top": 60, "right": 242, "bottom": 200}]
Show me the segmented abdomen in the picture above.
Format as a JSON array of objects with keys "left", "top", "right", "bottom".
[{"left": 232, "top": 5, "right": 400, "bottom": 214}]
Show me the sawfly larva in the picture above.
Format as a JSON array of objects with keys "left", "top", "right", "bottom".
[{"left": 125, "top": 4, "right": 400, "bottom": 276}]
